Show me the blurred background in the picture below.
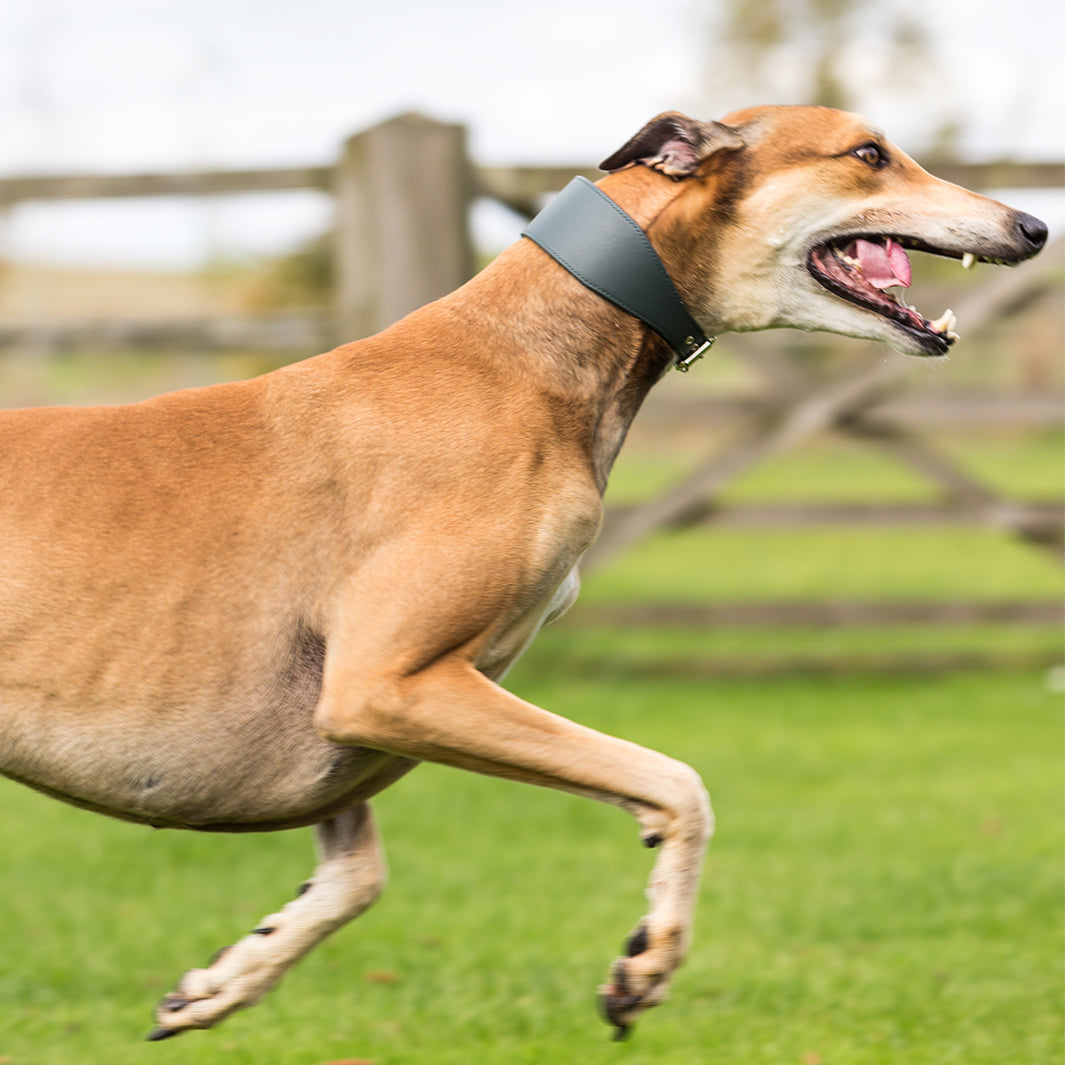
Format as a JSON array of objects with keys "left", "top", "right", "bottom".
[
  {"left": 2, "top": 0, "right": 1063, "bottom": 269},
  {"left": 0, "top": 0, "right": 1060, "bottom": 676},
  {"left": 0, "top": 5, "right": 1062, "bottom": 1062}
]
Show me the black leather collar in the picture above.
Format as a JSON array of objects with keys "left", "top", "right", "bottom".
[{"left": 521, "top": 177, "right": 713, "bottom": 371}]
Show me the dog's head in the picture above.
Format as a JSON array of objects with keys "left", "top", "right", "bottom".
[{"left": 600, "top": 106, "right": 1047, "bottom": 357}]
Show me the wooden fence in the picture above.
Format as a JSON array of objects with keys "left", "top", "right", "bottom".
[
  {"left": 1, "top": 113, "right": 1062, "bottom": 655},
  {"left": 1, "top": 110, "right": 1061, "bottom": 344}
]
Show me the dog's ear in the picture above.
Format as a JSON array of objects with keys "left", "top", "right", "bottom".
[{"left": 599, "top": 112, "right": 745, "bottom": 177}]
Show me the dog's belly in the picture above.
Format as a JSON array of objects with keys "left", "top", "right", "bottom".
[
  {"left": 0, "top": 692, "right": 416, "bottom": 830},
  {"left": 0, "top": 609, "right": 418, "bottom": 830},
  {"left": 0, "top": 562, "right": 573, "bottom": 832},
  {"left": 0, "top": 574, "right": 577, "bottom": 831}
]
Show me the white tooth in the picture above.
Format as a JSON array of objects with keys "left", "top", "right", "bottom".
[
  {"left": 962, "top": 252, "right": 976, "bottom": 270},
  {"left": 928, "top": 308, "right": 957, "bottom": 334}
]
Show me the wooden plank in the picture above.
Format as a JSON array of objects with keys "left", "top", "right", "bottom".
[
  {"left": 605, "top": 499, "right": 1064, "bottom": 532},
  {"left": 635, "top": 392, "right": 1065, "bottom": 429},
  {"left": 872, "top": 393, "right": 1065, "bottom": 427},
  {"left": 334, "top": 113, "right": 473, "bottom": 342},
  {"left": 1, "top": 160, "right": 1058, "bottom": 211},
  {"left": 925, "top": 160, "right": 1065, "bottom": 190},
  {"left": 567, "top": 599, "right": 1065, "bottom": 628},
  {"left": 474, "top": 165, "right": 599, "bottom": 216},
  {"left": 473, "top": 160, "right": 1064, "bottom": 216},
  {"left": 0, "top": 312, "right": 331, "bottom": 354},
  {"left": 0, "top": 167, "right": 333, "bottom": 204},
  {"left": 540, "top": 647, "right": 1063, "bottom": 680}
]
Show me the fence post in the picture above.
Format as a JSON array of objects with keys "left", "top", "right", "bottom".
[{"left": 333, "top": 113, "right": 474, "bottom": 344}]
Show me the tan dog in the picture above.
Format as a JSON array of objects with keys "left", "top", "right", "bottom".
[{"left": 0, "top": 106, "right": 1046, "bottom": 1041}]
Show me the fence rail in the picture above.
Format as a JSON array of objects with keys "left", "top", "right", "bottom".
[
  {"left": 0, "top": 166, "right": 334, "bottom": 202},
  {"left": 570, "top": 599, "right": 1065, "bottom": 629},
  {"left": 2, "top": 160, "right": 1059, "bottom": 208},
  {"left": 637, "top": 391, "right": 1065, "bottom": 429},
  {"left": 0, "top": 311, "right": 331, "bottom": 355},
  {"left": 1, "top": 114, "right": 1061, "bottom": 649},
  {"left": 1, "top": 111, "right": 1062, "bottom": 342}
]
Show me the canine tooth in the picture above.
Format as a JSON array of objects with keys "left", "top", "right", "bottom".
[
  {"left": 962, "top": 252, "right": 976, "bottom": 270},
  {"left": 928, "top": 308, "right": 957, "bottom": 334}
]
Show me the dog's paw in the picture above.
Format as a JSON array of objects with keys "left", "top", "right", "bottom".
[
  {"left": 596, "top": 923, "right": 677, "bottom": 1039},
  {"left": 146, "top": 933, "right": 280, "bottom": 1040},
  {"left": 146, "top": 964, "right": 231, "bottom": 1039}
]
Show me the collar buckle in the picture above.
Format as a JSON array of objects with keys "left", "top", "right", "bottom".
[{"left": 675, "top": 336, "right": 714, "bottom": 372}]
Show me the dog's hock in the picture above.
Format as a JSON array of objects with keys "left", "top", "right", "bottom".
[{"left": 599, "top": 111, "right": 745, "bottom": 177}]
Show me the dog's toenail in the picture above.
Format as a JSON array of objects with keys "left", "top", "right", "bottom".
[
  {"left": 625, "top": 926, "right": 649, "bottom": 957},
  {"left": 146, "top": 1026, "right": 183, "bottom": 1041}
]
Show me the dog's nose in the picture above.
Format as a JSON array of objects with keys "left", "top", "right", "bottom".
[{"left": 1015, "top": 211, "right": 1048, "bottom": 253}]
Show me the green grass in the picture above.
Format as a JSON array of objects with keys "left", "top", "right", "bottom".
[
  {"left": 0, "top": 357, "right": 1061, "bottom": 1062},
  {"left": 0, "top": 670, "right": 1060, "bottom": 1064},
  {"left": 579, "top": 425, "right": 1063, "bottom": 675},
  {"left": 604, "top": 427, "right": 1065, "bottom": 507},
  {"left": 528, "top": 622, "right": 1065, "bottom": 679},
  {"left": 585, "top": 525, "right": 1061, "bottom": 604}
]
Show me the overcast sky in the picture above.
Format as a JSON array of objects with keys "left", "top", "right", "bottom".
[{"left": 1, "top": 0, "right": 1062, "bottom": 268}]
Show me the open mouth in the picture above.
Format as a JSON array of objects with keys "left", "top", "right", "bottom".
[{"left": 807, "top": 236, "right": 969, "bottom": 355}]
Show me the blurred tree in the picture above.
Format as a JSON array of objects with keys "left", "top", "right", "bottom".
[
  {"left": 204, "top": 235, "right": 334, "bottom": 313},
  {"left": 703, "top": 0, "right": 962, "bottom": 153}
]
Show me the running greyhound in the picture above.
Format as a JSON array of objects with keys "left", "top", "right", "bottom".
[{"left": 0, "top": 105, "right": 1047, "bottom": 1041}]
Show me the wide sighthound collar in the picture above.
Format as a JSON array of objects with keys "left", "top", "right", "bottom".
[{"left": 521, "top": 176, "right": 714, "bottom": 371}]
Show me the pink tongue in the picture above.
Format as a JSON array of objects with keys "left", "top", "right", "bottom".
[{"left": 852, "top": 238, "right": 911, "bottom": 289}]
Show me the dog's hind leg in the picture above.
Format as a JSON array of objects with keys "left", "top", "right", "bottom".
[{"left": 147, "top": 803, "right": 385, "bottom": 1040}]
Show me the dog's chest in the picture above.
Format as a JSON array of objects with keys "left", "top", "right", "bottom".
[{"left": 474, "top": 566, "right": 581, "bottom": 681}]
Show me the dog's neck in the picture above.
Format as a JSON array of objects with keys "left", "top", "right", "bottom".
[
  {"left": 394, "top": 168, "right": 717, "bottom": 494},
  {"left": 488, "top": 171, "right": 702, "bottom": 489},
  {"left": 447, "top": 234, "right": 681, "bottom": 493}
]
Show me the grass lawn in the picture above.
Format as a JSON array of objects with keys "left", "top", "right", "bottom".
[
  {"left": 0, "top": 354, "right": 1061, "bottom": 1062},
  {"left": 0, "top": 667, "right": 1060, "bottom": 1065}
]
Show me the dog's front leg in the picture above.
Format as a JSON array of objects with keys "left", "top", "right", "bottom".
[
  {"left": 316, "top": 658, "right": 713, "bottom": 1038},
  {"left": 148, "top": 803, "right": 386, "bottom": 1041}
]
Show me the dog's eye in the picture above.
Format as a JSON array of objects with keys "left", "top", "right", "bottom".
[{"left": 853, "top": 143, "right": 887, "bottom": 169}]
